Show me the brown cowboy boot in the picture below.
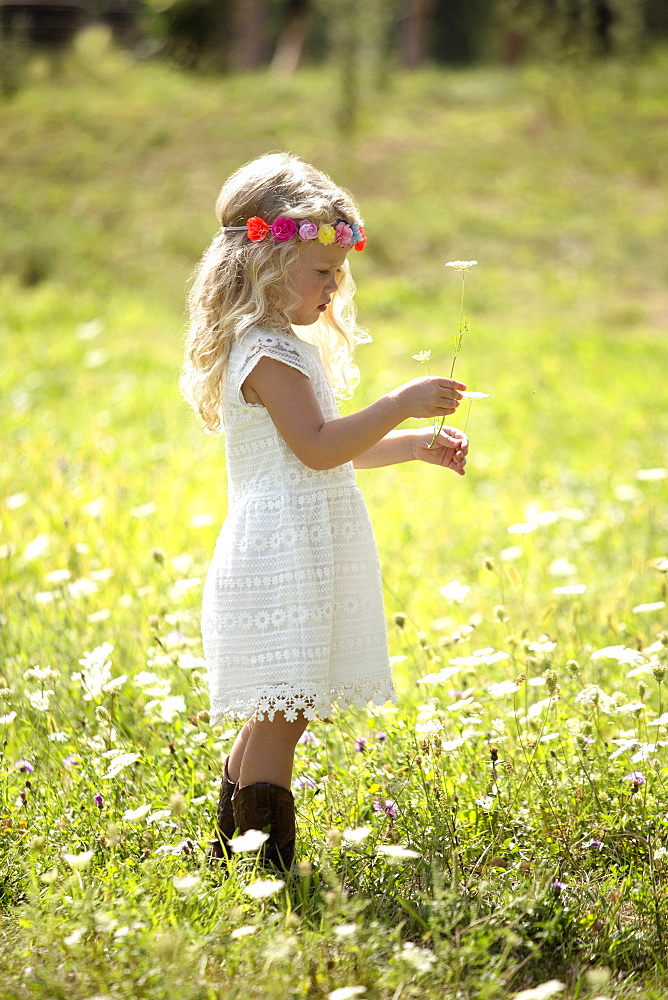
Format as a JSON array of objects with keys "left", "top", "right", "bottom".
[
  {"left": 232, "top": 782, "right": 295, "bottom": 871},
  {"left": 207, "top": 758, "right": 237, "bottom": 860}
]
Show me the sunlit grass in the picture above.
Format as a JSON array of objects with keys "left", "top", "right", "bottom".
[{"left": 1, "top": 29, "right": 668, "bottom": 999}]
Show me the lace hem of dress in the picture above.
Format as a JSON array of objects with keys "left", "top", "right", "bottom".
[{"left": 209, "top": 679, "right": 397, "bottom": 725}]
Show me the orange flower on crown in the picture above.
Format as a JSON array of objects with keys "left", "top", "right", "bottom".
[
  {"left": 353, "top": 225, "right": 366, "bottom": 252},
  {"left": 246, "top": 217, "right": 271, "bottom": 242}
]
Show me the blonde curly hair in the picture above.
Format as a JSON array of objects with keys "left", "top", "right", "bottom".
[{"left": 181, "top": 152, "right": 368, "bottom": 435}]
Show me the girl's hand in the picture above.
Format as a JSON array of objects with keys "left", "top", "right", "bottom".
[
  {"left": 390, "top": 376, "right": 466, "bottom": 420},
  {"left": 411, "top": 426, "right": 468, "bottom": 475}
]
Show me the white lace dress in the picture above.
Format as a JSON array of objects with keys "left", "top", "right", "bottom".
[{"left": 201, "top": 328, "right": 396, "bottom": 724}]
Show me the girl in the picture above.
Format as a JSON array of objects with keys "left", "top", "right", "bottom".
[{"left": 181, "top": 152, "right": 468, "bottom": 870}]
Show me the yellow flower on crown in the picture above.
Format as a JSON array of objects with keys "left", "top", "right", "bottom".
[{"left": 317, "top": 224, "right": 336, "bottom": 245}]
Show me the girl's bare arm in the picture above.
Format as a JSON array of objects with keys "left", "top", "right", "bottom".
[
  {"left": 353, "top": 426, "right": 468, "bottom": 475},
  {"left": 242, "top": 357, "right": 465, "bottom": 471}
]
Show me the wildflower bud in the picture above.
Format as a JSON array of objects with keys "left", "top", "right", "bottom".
[
  {"left": 297, "top": 859, "right": 313, "bottom": 877},
  {"left": 515, "top": 673, "right": 526, "bottom": 686},
  {"left": 417, "top": 632, "right": 428, "bottom": 649},
  {"left": 394, "top": 613, "right": 406, "bottom": 629},
  {"left": 653, "top": 664, "right": 667, "bottom": 683},
  {"left": 660, "top": 631, "right": 668, "bottom": 648},
  {"left": 29, "top": 836, "right": 46, "bottom": 852},
  {"left": 543, "top": 669, "right": 559, "bottom": 695},
  {"left": 151, "top": 548, "right": 165, "bottom": 565},
  {"left": 484, "top": 557, "right": 495, "bottom": 572},
  {"left": 490, "top": 745, "right": 499, "bottom": 762},
  {"left": 95, "top": 705, "right": 110, "bottom": 723},
  {"left": 565, "top": 659, "right": 580, "bottom": 676},
  {"left": 324, "top": 891, "right": 338, "bottom": 905},
  {"left": 494, "top": 605, "right": 509, "bottom": 622},
  {"left": 638, "top": 681, "right": 647, "bottom": 699},
  {"left": 169, "top": 791, "right": 187, "bottom": 816},
  {"left": 198, "top": 710, "right": 210, "bottom": 723},
  {"left": 148, "top": 615, "right": 160, "bottom": 629},
  {"left": 327, "top": 828, "right": 342, "bottom": 846}
]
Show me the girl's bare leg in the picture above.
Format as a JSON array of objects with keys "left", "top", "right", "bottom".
[
  {"left": 226, "top": 715, "right": 256, "bottom": 784},
  {"left": 238, "top": 711, "right": 308, "bottom": 790}
]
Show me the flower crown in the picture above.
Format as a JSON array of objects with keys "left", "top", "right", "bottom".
[{"left": 221, "top": 216, "right": 366, "bottom": 251}]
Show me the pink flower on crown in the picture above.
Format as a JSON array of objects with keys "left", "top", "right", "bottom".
[
  {"left": 334, "top": 221, "right": 353, "bottom": 247},
  {"left": 271, "top": 217, "right": 298, "bottom": 241},
  {"left": 298, "top": 220, "right": 319, "bottom": 241}
]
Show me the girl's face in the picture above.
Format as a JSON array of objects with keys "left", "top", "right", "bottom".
[{"left": 288, "top": 241, "right": 348, "bottom": 327}]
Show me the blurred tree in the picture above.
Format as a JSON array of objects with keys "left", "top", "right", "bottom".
[
  {"left": 398, "top": 0, "right": 434, "bottom": 67},
  {"left": 495, "top": 0, "right": 647, "bottom": 65},
  {"left": 270, "top": 0, "right": 310, "bottom": 74},
  {"left": 231, "top": 0, "right": 266, "bottom": 70}
]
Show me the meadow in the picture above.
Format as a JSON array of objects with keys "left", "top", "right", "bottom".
[{"left": 1, "top": 29, "right": 668, "bottom": 999}]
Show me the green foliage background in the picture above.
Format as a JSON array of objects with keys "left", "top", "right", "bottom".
[{"left": 1, "top": 30, "right": 667, "bottom": 1000}]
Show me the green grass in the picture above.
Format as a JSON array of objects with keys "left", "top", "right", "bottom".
[{"left": 1, "top": 28, "right": 668, "bottom": 999}]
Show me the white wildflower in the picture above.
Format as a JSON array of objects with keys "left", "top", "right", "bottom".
[
  {"left": 500, "top": 545, "right": 523, "bottom": 560},
  {"left": 62, "top": 850, "right": 94, "bottom": 871},
  {"left": 575, "top": 685, "right": 613, "bottom": 715},
  {"left": 87, "top": 609, "right": 111, "bottom": 623},
  {"left": 83, "top": 497, "right": 105, "bottom": 517},
  {"left": 230, "top": 925, "right": 257, "bottom": 939},
  {"left": 122, "top": 804, "right": 152, "bottom": 821},
  {"left": 68, "top": 578, "right": 99, "bottom": 599},
  {"left": 412, "top": 350, "right": 432, "bottom": 363},
  {"left": 102, "top": 752, "right": 140, "bottom": 780},
  {"left": 23, "top": 535, "right": 50, "bottom": 562},
  {"left": 440, "top": 580, "right": 470, "bottom": 603},
  {"left": 397, "top": 941, "right": 436, "bottom": 972},
  {"left": 460, "top": 391, "right": 489, "bottom": 399},
  {"left": 488, "top": 680, "right": 521, "bottom": 698},
  {"left": 635, "top": 468, "right": 666, "bottom": 481},
  {"left": 526, "top": 639, "right": 557, "bottom": 654},
  {"left": 507, "top": 522, "right": 537, "bottom": 535},
  {"left": 6, "top": 492, "right": 28, "bottom": 509},
  {"left": 190, "top": 512, "right": 216, "bottom": 528},
  {"left": 513, "top": 981, "right": 566, "bottom": 1000},
  {"left": 441, "top": 736, "right": 466, "bottom": 752},
  {"left": 553, "top": 584, "right": 587, "bottom": 595},
  {"left": 72, "top": 642, "right": 115, "bottom": 700},
  {"left": 24, "top": 665, "right": 59, "bottom": 682},
  {"left": 27, "top": 689, "right": 54, "bottom": 711},
  {"left": 0, "top": 712, "right": 17, "bottom": 725},
  {"left": 243, "top": 878, "right": 285, "bottom": 899},
  {"left": 444, "top": 260, "right": 477, "bottom": 270},
  {"left": 172, "top": 875, "right": 200, "bottom": 891},
  {"left": 146, "top": 809, "right": 172, "bottom": 825},
  {"left": 632, "top": 601, "right": 665, "bottom": 614},
  {"left": 415, "top": 718, "right": 443, "bottom": 735},
  {"left": 156, "top": 695, "right": 185, "bottom": 723},
  {"left": 333, "top": 923, "right": 357, "bottom": 938},
  {"left": 342, "top": 826, "right": 372, "bottom": 844},
  {"left": 377, "top": 844, "right": 420, "bottom": 859},
  {"left": 592, "top": 645, "right": 643, "bottom": 665},
  {"left": 328, "top": 988, "right": 366, "bottom": 1000},
  {"left": 227, "top": 829, "right": 269, "bottom": 853},
  {"left": 63, "top": 927, "right": 85, "bottom": 948},
  {"left": 45, "top": 569, "right": 71, "bottom": 584},
  {"left": 418, "top": 665, "right": 463, "bottom": 684},
  {"left": 549, "top": 557, "right": 577, "bottom": 577},
  {"left": 130, "top": 502, "right": 156, "bottom": 518}
]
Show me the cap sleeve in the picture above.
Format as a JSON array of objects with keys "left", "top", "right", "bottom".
[{"left": 234, "top": 332, "right": 311, "bottom": 405}]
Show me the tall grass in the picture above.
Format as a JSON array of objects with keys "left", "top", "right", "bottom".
[{"left": 1, "top": 29, "right": 667, "bottom": 999}]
